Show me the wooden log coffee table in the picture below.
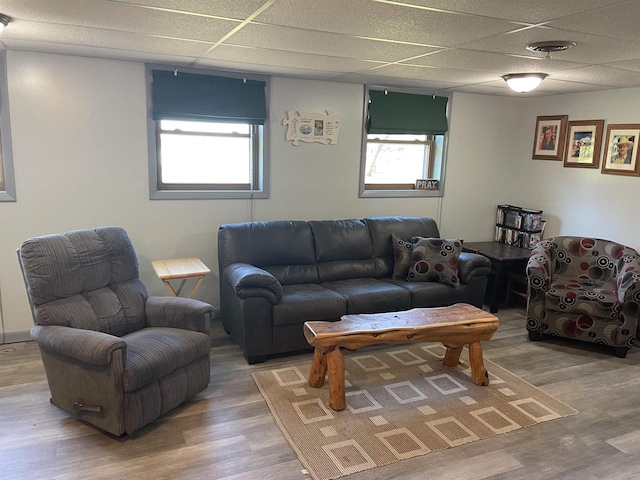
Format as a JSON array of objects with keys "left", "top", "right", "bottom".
[{"left": 303, "top": 303, "right": 499, "bottom": 411}]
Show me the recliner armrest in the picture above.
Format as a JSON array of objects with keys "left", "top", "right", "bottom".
[
  {"left": 145, "top": 296, "right": 214, "bottom": 335},
  {"left": 31, "top": 325, "right": 126, "bottom": 365},
  {"left": 617, "top": 254, "right": 640, "bottom": 304},
  {"left": 458, "top": 252, "right": 491, "bottom": 284},
  {"left": 223, "top": 263, "right": 283, "bottom": 304}
]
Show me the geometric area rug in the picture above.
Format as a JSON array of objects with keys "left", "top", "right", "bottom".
[{"left": 252, "top": 343, "right": 578, "bottom": 480}]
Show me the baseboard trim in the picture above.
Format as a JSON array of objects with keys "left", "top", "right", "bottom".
[{"left": 1, "top": 330, "right": 31, "bottom": 344}]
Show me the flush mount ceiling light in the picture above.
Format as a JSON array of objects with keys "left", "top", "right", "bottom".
[
  {"left": 502, "top": 73, "right": 549, "bottom": 93},
  {"left": 0, "top": 14, "right": 11, "bottom": 33},
  {"left": 526, "top": 40, "right": 576, "bottom": 59}
]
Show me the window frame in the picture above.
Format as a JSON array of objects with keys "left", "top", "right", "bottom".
[
  {"left": 0, "top": 50, "right": 16, "bottom": 202},
  {"left": 146, "top": 64, "right": 270, "bottom": 200},
  {"left": 358, "top": 86, "right": 450, "bottom": 198}
]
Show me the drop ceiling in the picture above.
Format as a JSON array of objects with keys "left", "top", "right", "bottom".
[{"left": 2, "top": 0, "right": 640, "bottom": 96}]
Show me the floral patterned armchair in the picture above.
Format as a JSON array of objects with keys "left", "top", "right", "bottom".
[{"left": 526, "top": 236, "right": 640, "bottom": 357}]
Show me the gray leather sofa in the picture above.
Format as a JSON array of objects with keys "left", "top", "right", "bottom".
[{"left": 218, "top": 216, "right": 491, "bottom": 364}]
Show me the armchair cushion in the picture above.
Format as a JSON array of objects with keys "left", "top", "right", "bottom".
[
  {"left": 122, "top": 327, "right": 212, "bottom": 392},
  {"left": 407, "top": 238, "right": 463, "bottom": 287}
]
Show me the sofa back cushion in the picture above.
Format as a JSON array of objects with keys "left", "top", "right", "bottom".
[
  {"left": 218, "top": 221, "right": 319, "bottom": 284},
  {"left": 310, "top": 219, "right": 377, "bottom": 282},
  {"left": 18, "top": 227, "right": 147, "bottom": 336},
  {"left": 365, "top": 216, "right": 441, "bottom": 276}
]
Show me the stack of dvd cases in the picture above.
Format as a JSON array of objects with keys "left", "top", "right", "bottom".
[{"left": 495, "top": 205, "right": 545, "bottom": 249}]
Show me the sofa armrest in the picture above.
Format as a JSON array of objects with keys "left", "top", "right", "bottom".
[
  {"left": 617, "top": 254, "right": 640, "bottom": 304},
  {"left": 145, "top": 296, "right": 214, "bottom": 335},
  {"left": 458, "top": 252, "right": 491, "bottom": 284},
  {"left": 31, "top": 325, "right": 126, "bottom": 365},
  {"left": 223, "top": 263, "right": 283, "bottom": 304}
]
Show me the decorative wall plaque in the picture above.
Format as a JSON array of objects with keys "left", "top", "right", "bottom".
[{"left": 283, "top": 110, "right": 340, "bottom": 145}]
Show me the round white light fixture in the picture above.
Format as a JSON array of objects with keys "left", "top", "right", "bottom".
[
  {"left": 0, "top": 14, "right": 11, "bottom": 33},
  {"left": 502, "top": 73, "right": 549, "bottom": 93}
]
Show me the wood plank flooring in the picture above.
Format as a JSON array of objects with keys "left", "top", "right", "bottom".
[{"left": 2, "top": 307, "right": 640, "bottom": 480}]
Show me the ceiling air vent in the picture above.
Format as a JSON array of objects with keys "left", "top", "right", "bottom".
[{"left": 526, "top": 41, "right": 576, "bottom": 58}]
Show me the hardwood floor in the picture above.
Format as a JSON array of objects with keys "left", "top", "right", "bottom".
[{"left": 2, "top": 307, "right": 640, "bottom": 480}]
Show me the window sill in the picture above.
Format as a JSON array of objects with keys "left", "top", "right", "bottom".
[
  {"left": 150, "top": 189, "right": 269, "bottom": 200},
  {"left": 359, "top": 189, "right": 443, "bottom": 198}
]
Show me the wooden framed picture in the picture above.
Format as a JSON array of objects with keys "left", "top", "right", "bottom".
[
  {"left": 563, "top": 120, "right": 604, "bottom": 168},
  {"left": 601, "top": 124, "right": 640, "bottom": 176},
  {"left": 532, "top": 115, "right": 568, "bottom": 160}
]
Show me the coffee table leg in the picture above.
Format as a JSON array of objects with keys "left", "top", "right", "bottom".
[
  {"left": 308, "top": 347, "right": 328, "bottom": 388},
  {"left": 443, "top": 345, "right": 463, "bottom": 366},
  {"left": 469, "top": 342, "right": 489, "bottom": 386},
  {"left": 327, "top": 346, "right": 346, "bottom": 411}
]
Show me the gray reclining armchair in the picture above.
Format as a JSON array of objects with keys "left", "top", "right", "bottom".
[{"left": 18, "top": 227, "right": 215, "bottom": 436}]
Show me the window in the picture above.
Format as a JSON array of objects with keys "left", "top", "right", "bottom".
[
  {"left": 147, "top": 66, "right": 269, "bottom": 200},
  {"left": 157, "top": 120, "right": 261, "bottom": 191},
  {"left": 359, "top": 88, "right": 449, "bottom": 198},
  {"left": 0, "top": 50, "right": 15, "bottom": 202}
]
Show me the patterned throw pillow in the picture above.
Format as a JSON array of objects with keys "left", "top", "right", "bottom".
[
  {"left": 391, "top": 234, "right": 424, "bottom": 280},
  {"left": 407, "top": 238, "right": 463, "bottom": 287}
]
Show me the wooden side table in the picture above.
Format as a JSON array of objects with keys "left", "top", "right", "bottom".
[
  {"left": 151, "top": 257, "right": 210, "bottom": 299},
  {"left": 463, "top": 241, "right": 531, "bottom": 313}
]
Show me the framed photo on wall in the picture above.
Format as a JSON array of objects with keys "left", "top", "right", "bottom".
[
  {"left": 601, "top": 124, "right": 640, "bottom": 176},
  {"left": 563, "top": 120, "right": 604, "bottom": 168},
  {"left": 532, "top": 115, "right": 568, "bottom": 160}
]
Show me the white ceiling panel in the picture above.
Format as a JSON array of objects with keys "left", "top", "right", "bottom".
[
  {"left": 226, "top": 23, "right": 441, "bottom": 62},
  {"left": 1, "top": 0, "right": 640, "bottom": 95},
  {"left": 403, "top": 48, "right": 584, "bottom": 73},
  {"left": 547, "top": 1, "right": 640, "bottom": 43},
  {"left": 549, "top": 65, "right": 640, "bottom": 87},
  {"left": 204, "top": 44, "right": 385, "bottom": 73},
  {"left": 110, "top": 0, "right": 273, "bottom": 20},
  {"left": 2, "top": 21, "right": 213, "bottom": 57},
  {"left": 394, "top": 0, "right": 627, "bottom": 23},
  {"left": 459, "top": 25, "right": 640, "bottom": 65},
  {"left": 253, "top": 0, "right": 521, "bottom": 46}
]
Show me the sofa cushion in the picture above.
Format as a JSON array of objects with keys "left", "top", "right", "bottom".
[
  {"left": 273, "top": 284, "right": 347, "bottom": 326},
  {"left": 321, "top": 278, "right": 411, "bottom": 314},
  {"left": 384, "top": 278, "right": 462, "bottom": 307},
  {"left": 365, "top": 216, "right": 440, "bottom": 259},
  {"left": 122, "top": 327, "right": 211, "bottom": 392},
  {"left": 407, "top": 238, "right": 462, "bottom": 287}
]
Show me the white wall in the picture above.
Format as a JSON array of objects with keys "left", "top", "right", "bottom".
[
  {"left": 509, "top": 88, "right": 640, "bottom": 250},
  {"left": 0, "top": 50, "right": 533, "bottom": 342}
]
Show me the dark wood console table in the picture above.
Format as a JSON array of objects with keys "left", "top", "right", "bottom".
[{"left": 464, "top": 241, "right": 532, "bottom": 313}]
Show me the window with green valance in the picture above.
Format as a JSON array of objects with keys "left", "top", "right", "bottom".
[
  {"left": 152, "top": 70, "right": 266, "bottom": 124},
  {"left": 367, "top": 90, "right": 448, "bottom": 135}
]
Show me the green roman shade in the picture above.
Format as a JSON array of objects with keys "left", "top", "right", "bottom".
[
  {"left": 367, "top": 90, "right": 448, "bottom": 135},
  {"left": 152, "top": 70, "right": 266, "bottom": 124}
]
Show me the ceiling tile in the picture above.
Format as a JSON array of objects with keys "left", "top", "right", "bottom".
[
  {"left": 0, "top": 0, "right": 239, "bottom": 42},
  {"left": 1, "top": 38, "right": 197, "bottom": 65},
  {"left": 253, "top": 0, "right": 521, "bottom": 46},
  {"left": 394, "top": 0, "right": 625, "bottom": 23},
  {"left": 548, "top": 65, "right": 640, "bottom": 87},
  {"left": 193, "top": 58, "right": 339, "bottom": 80},
  {"left": 403, "top": 48, "right": 584, "bottom": 73},
  {"left": 459, "top": 25, "right": 640, "bottom": 65},
  {"left": 225, "top": 23, "right": 440, "bottom": 62},
  {"left": 546, "top": 1, "right": 640, "bottom": 43},
  {"left": 363, "top": 63, "right": 501, "bottom": 84},
  {"left": 2, "top": 20, "right": 214, "bottom": 57},
  {"left": 604, "top": 58, "right": 640, "bottom": 73},
  {"left": 204, "top": 44, "right": 385, "bottom": 73},
  {"left": 111, "top": 0, "right": 272, "bottom": 20},
  {"left": 330, "top": 72, "right": 460, "bottom": 90}
]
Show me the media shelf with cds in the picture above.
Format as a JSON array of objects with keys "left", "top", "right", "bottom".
[{"left": 495, "top": 204, "right": 545, "bottom": 249}]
